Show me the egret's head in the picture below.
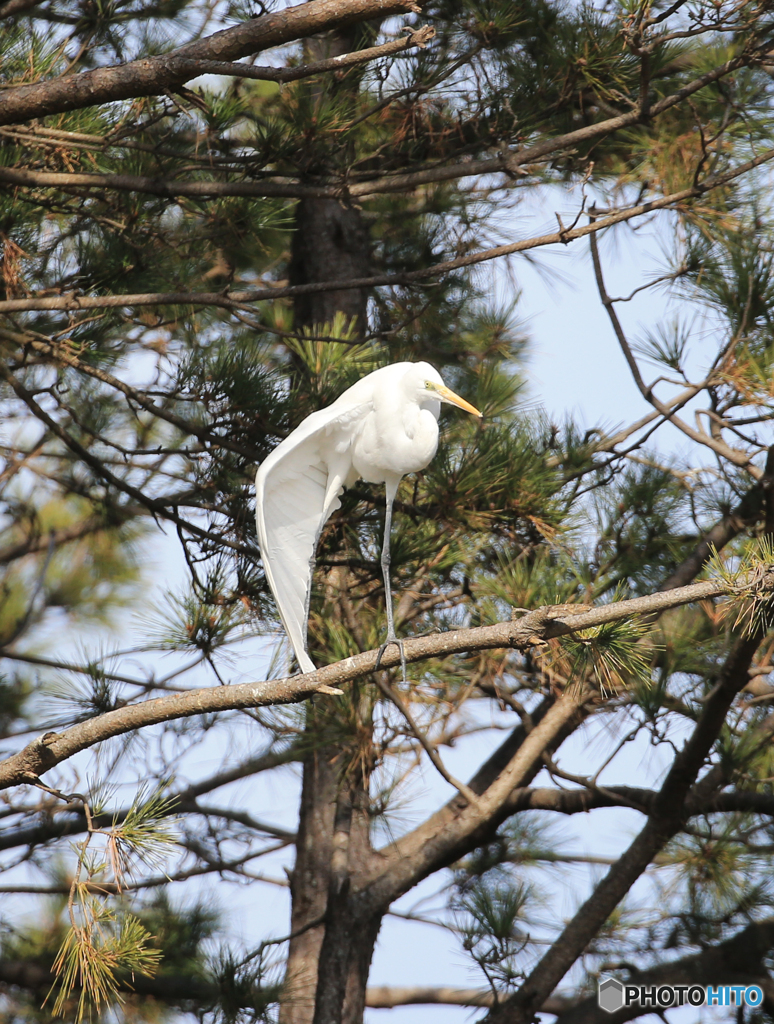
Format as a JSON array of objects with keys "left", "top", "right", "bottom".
[{"left": 422, "top": 376, "right": 483, "bottom": 419}]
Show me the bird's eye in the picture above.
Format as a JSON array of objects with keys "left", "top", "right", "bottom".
[{"left": 424, "top": 381, "right": 436, "bottom": 391}]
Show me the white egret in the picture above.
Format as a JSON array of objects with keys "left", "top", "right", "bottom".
[{"left": 255, "top": 361, "right": 482, "bottom": 676}]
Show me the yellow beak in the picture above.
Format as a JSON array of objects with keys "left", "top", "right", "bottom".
[{"left": 435, "top": 383, "right": 483, "bottom": 419}]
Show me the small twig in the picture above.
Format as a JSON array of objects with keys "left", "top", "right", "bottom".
[
  {"left": 374, "top": 674, "right": 482, "bottom": 808},
  {"left": 588, "top": 215, "right": 762, "bottom": 478},
  {"left": 174, "top": 26, "right": 435, "bottom": 85}
]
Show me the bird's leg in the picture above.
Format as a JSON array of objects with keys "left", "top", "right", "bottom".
[
  {"left": 382, "top": 496, "right": 396, "bottom": 638},
  {"left": 375, "top": 484, "right": 407, "bottom": 682}
]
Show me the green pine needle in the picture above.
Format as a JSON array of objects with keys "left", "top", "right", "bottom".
[
  {"left": 556, "top": 617, "right": 656, "bottom": 695},
  {"left": 709, "top": 537, "right": 774, "bottom": 637}
]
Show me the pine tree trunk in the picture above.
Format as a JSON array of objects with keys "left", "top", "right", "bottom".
[
  {"left": 289, "top": 198, "right": 370, "bottom": 332},
  {"left": 280, "top": 17, "right": 383, "bottom": 1020},
  {"left": 280, "top": 715, "right": 338, "bottom": 1024},
  {"left": 287, "top": 23, "right": 372, "bottom": 335},
  {"left": 280, "top": 699, "right": 380, "bottom": 1024},
  {"left": 310, "top": 771, "right": 381, "bottom": 1024}
]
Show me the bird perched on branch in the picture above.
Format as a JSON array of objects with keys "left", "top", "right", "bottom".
[{"left": 255, "top": 361, "right": 482, "bottom": 677}]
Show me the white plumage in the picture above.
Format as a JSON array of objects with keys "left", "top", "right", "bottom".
[{"left": 255, "top": 361, "right": 482, "bottom": 674}]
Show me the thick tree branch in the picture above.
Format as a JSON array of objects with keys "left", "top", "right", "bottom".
[
  {"left": 365, "top": 986, "right": 497, "bottom": 1008},
  {"left": 0, "top": 36, "right": 766, "bottom": 201},
  {"left": 0, "top": 0, "right": 422, "bottom": 127},
  {"left": 504, "top": 783, "right": 774, "bottom": 819},
  {"left": 365, "top": 988, "right": 577, "bottom": 1013},
  {"left": 0, "top": 577, "right": 757, "bottom": 791}
]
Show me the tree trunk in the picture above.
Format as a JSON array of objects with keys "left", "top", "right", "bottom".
[
  {"left": 281, "top": 17, "right": 380, "bottom": 1021},
  {"left": 310, "top": 773, "right": 382, "bottom": 1024},
  {"left": 289, "top": 197, "right": 370, "bottom": 332},
  {"left": 287, "top": 22, "right": 372, "bottom": 335},
  {"left": 280, "top": 709, "right": 339, "bottom": 1024},
  {"left": 280, "top": 694, "right": 380, "bottom": 1024}
]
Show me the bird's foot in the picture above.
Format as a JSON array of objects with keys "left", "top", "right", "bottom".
[{"left": 375, "top": 635, "right": 407, "bottom": 683}]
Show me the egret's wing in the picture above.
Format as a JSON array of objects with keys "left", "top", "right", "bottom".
[{"left": 255, "top": 402, "right": 369, "bottom": 674}]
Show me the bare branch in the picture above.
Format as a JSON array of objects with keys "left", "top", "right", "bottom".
[
  {"left": 374, "top": 673, "right": 482, "bottom": 806},
  {"left": 177, "top": 25, "right": 435, "bottom": 83},
  {"left": 0, "top": 0, "right": 423, "bottom": 127},
  {"left": 589, "top": 226, "right": 761, "bottom": 476},
  {"left": 0, "top": 576, "right": 757, "bottom": 791},
  {"left": 368, "top": 987, "right": 582, "bottom": 1017},
  {"left": 365, "top": 986, "right": 497, "bottom": 1008}
]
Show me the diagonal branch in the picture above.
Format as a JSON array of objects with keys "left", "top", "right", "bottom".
[
  {"left": 486, "top": 628, "right": 766, "bottom": 1024},
  {"left": 0, "top": 576, "right": 763, "bottom": 792},
  {"left": 553, "top": 918, "right": 774, "bottom": 1024},
  {"left": 0, "top": 4, "right": 768, "bottom": 134},
  {"left": 373, "top": 673, "right": 482, "bottom": 806},
  {"left": 0, "top": 0, "right": 422, "bottom": 127},
  {"left": 0, "top": 0, "right": 44, "bottom": 14},
  {"left": 175, "top": 25, "right": 435, "bottom": 83}
]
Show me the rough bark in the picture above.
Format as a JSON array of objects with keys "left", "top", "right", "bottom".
[
  {"left": 289, "top": 198, "right": 370, "bottom": 331},
  {"left": 281, "top": 712, "right": 340, "bottom": 1024},
  {"left": 287, "top": 25, "right": 372, "bottom": 334},
  {"left": 280, "top": 695, "right": 379, "bottom": 1024}
]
